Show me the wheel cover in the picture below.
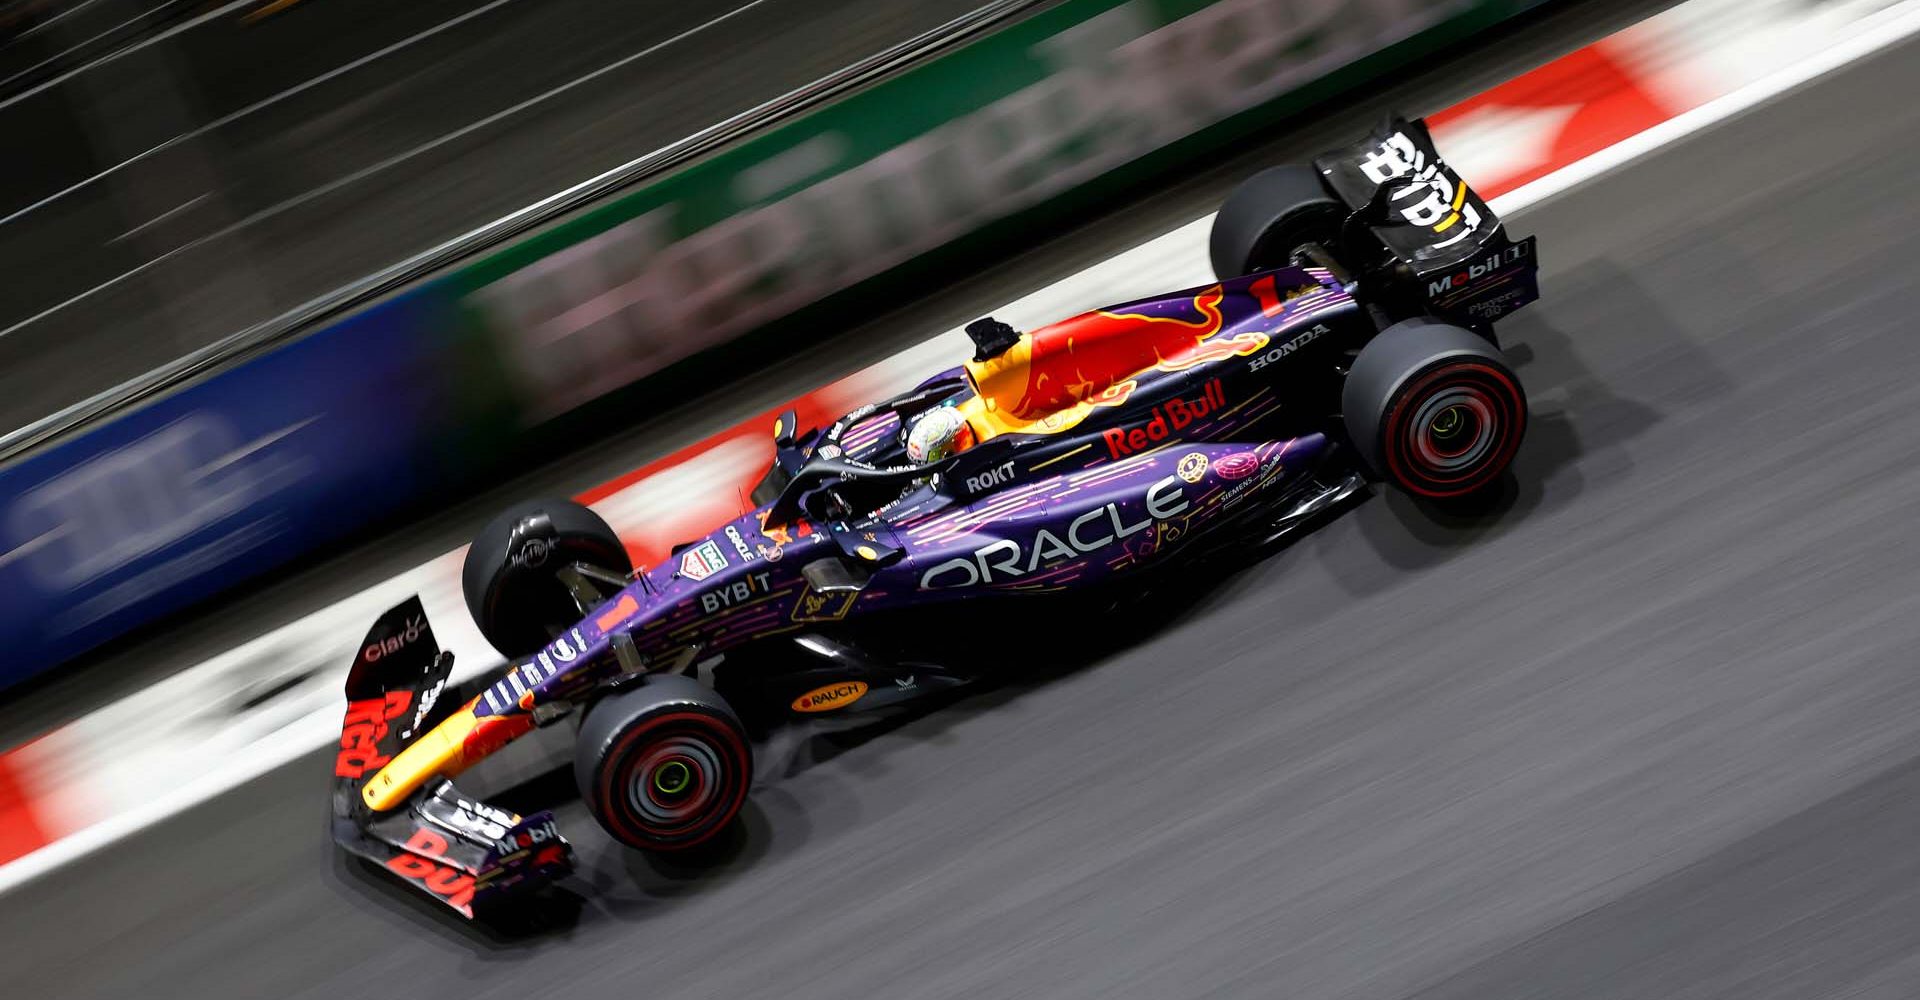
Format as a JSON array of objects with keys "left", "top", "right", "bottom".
[
  {"left": 626, "top": 738, "right": 721, "bottom": 831},
  {"left": 597, "top": 711, "right": 750, "bottom": 849},
  {"left": 1411, "top": 393, "right": 1495, "bottom": 470},
  {"left": 1383, "top": 361, "right": 1525, "bottom": 497}
]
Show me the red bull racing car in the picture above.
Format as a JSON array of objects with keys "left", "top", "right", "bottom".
[{"left": 331, "top": 116, "right": 1541, "bottom": 918}]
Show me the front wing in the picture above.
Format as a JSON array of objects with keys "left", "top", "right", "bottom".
[{"left": 329, "top": 598, "right": 573, "bottom": 918}]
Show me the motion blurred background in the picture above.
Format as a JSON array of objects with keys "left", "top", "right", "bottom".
[
  {"left": 0, "top": 0, "right": 988, "bottom": 429},
  {"left": 5, "top": 0, "right": 1920, "bottom": 997}
]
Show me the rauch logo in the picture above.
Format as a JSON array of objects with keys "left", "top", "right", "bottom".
[{"left": 792, "top": 681, "right": 868, "bottom": 713}]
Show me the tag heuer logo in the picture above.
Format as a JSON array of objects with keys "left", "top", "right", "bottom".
[{"left": 679, "top": 540, "right": 728, "bottom": 581}]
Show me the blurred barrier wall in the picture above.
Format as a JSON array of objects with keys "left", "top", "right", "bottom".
[{"left": 0, "top": 0, "right": 1547, "bottom": 688}]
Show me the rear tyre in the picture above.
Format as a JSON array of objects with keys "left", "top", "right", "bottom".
[
  {"left": 1342, "top": 318, "right": 1527, "bottom": 498},
  {"left": 575, "top": 675, "right": 753, "bottom": 853},
  {"left": 1209, "top": 165, "right": 1346, "bottom": 279},
  {"left": 462, "top": 499, "right": 631, "bottom": 660}
]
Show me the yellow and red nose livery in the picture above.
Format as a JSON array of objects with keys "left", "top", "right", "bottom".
[{"left": 360, "top": 695, "right": 534, "bottom": 811}]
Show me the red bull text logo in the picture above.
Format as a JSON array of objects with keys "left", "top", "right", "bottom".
[
  {"left": 385, "top": 828, "right": 476, "bottom": 915},
  {"left": 335, "top": 691, "right": 411, "bottom": 779},
  {"left": 1102, "top": 379, "right": 1227, "bottom": 459}
]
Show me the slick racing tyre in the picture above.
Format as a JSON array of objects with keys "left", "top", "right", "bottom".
[
  {"left": 1342, "top": 318, "right": 1527, "bottom": 498},
  {"left": 1209, "top": 165, "right": 1346, "bottom": 279},
  {"left": 576, "top": 675, "right": 753, "bottom": 853},
  {"left": 463, "top": 498, "right": 632, "bottom": 660}
]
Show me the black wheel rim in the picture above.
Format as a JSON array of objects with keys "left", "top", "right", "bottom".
[
  {"left": 1383, "top": 361, "right": 1525, "bottom": 497},
  {"left": 1408, "top": 392, "right": 1496, "bottom": 473}
]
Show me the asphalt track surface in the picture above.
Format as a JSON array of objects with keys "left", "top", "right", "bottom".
[
  {"left": 10, "top": 13, "right": 1920, "bottom": 1000},
  {"left": 0, "top": 0, "right": 991, "bottom": 433}
]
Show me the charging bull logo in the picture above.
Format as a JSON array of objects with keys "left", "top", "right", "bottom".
[
  {"left": 756, "top": 509, "right": 812, "bottom": 546},
  {"left": 963, "top": 286, "right": 1267, "bottom": 435}
]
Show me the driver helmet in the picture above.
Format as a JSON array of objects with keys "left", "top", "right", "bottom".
[{"left": 906, "top": 406, "right": 975, "bottom": 464}]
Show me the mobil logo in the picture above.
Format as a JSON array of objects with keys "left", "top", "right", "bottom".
[
  {"left": 1426, "top": 241, "right": 1531, "bottom": 298},
  {"left": 1102, "top": 379, "right": 1226, "bottom": 458}
]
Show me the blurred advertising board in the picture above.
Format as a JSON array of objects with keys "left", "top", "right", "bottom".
[
  {"left": 0, "top": 288, "right": 489, "bottom": 677},
  {"left": 0, "top": 0, "right": 1542, "bottom": 687},
  {"left": 455, "top": 0, "right": 1542, "bottom": 424}
]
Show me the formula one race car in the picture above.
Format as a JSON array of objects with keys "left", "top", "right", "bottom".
[{"left": 330, "top": 116, "right": 1540, "bottom": 917}]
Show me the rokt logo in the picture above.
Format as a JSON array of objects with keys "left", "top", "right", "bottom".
[{"left": 963, "top": 461, "right": 1017, "bottom": 494}]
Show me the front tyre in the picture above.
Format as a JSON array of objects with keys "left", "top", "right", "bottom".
[
  {"left": 575, "top": 675, "right": 753, "bottom": 853},
  {"left": 1342, "top": 318, "right": 1527, "bottom": 498}
]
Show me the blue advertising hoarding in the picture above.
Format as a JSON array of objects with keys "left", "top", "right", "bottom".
[{"left": 0, "top": 288, "right": 468, "bottom": 686}]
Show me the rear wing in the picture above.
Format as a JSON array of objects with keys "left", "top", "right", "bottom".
[{"left": 1315, "top": 115, "right": 1539, "bottom": 325}]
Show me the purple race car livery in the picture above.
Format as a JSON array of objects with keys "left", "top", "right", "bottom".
[{"left": 331, "top": 116, "right": 1542, "bottom": 918}]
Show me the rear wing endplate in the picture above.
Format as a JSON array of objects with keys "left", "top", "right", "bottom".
[{"left": 1316, "top": 115, "right": 1540, "bottom": 325}]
